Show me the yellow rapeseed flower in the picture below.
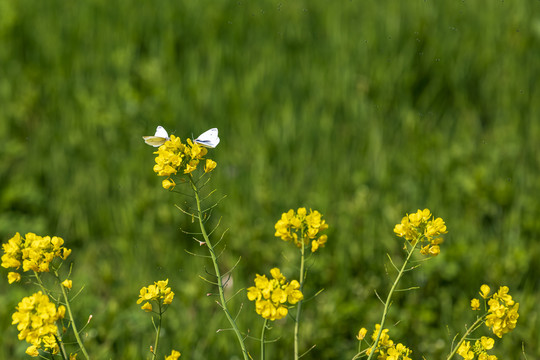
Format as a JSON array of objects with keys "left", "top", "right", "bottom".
[
  {"left": 165, "top": 350, "right": 181, "bottom": 360},
  {"left": 141, "top": 302, "right": 153, "bottom": 312},
  {"left": 11, "top": 291, "right": 66, "bottom": 356},
  {"left": 204, "top": 159, "right": 217, "bottom": 173},
  {"left": 137, "top": 279, "right": 175, "bottom": 312},
  {"left": 457, "top": 341, "right": 474, "bottom": 360},
  {"left": 152, "top": 135, "right": 216, "bottom": 181},
  {"left": 458, "top": 337, "right": 498, "bottom": 360},
  {"left": 393, "top": 209, "right": 447, "bottom": 256},
  {"left": 480, "top": 284, "right": 491, "bottom": 299},
  {"left": 274, "top": 208, "right": 329, "bottom": 252},
  {"left": 1, "top": 233, "right": 71, "bottom": 281},
  {"left": 247, "top": 268, "right": 303, "bottom": 321},
  {"left": 7, "top": 272, "right": 21, "bottom": 284},
  {"left": 371, "top": 324, "right": 393, "bottom": 347},
  {"left": 485, "top": 286, "right": 519, "bottom": 338},
  {"left": 366, "top": 325, "right": 412, "bottom": 359},
  {"left": 386, "top": 343, "right": 412, "bottom": 360},
  {"left": 62, "top": 279, "right": 73, "bottom": 289},
  {"left": 470, "top": 298, "right": 480, "bottom": 310},
  {"left": 162, "top": 178, "right": 176, "bottom": 190},
  {"left": 356, "top": 327, "right": 367, "bottom": 340}
]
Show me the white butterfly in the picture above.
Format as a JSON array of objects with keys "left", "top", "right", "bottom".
[
  {"left": 143, "top": 126, "right": 170, "bottom": 147},
  {"left": 194, "top": 128, "right": 220, "bottom": 148}
]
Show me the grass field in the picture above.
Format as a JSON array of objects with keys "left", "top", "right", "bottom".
[{"left": 1, "top": 0, "right": 539, "bottom": 359}]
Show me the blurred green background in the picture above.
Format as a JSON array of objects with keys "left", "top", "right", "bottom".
[{"left": 1, "top": 0, "right": 539, "bottom": 358}]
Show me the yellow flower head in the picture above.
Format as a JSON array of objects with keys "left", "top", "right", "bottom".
[
  {"left": 204, "top": 159, "right": 217, "bottom": 173},
  {"left": 274, "top": 208, "right": 329, "bottom": 252},
  {"left": 247, "top": 268, "right": 303, "bottom": 321},
  {"left": 484, "top": 286, "right": 519, "bottom": 338},
  {"left": 162, "top": 178, "right": 176, "bottom": 190},
  {"left": 141, "top": 302, "right": 153, "bottom": 312},
  {"left": 458, "top": 337, "right": 498, "bottom": 360},
  {"left": 480, "top": 284, "right": 491, "bottom": 299},
  {"left": 356, "top": 327, "right": 368, "bottom": 340},
  {"left": 152, "top": 135, "right": 216, "bottom": 181},
  {"left": 165, "top": 350, "right": 181, "bottom": 360},
  {"left": 62, "top": 279, "right": 73, "bottom": 289},
  {"left": 137, "top": 279, "right": 175, "bottom": 312},
  {"left": 470, "top": 298, "right": 480, "bottom": 311},
  {"left": 394, "top": 209, "right": 447, "bottom": 256},
  {"left": 366, "top": 325, "right": 412, "bottom": 359},
  {"left": 457, "top": 341, "right": 474, "bottom": 360},
  {"left": 371, "top": 324, "right": 393, "bottom": 347},
  {"left": 8, "top": 272, "right": 21, "bottom": 284},
  {"left": 11, "top": 291, "right": 66, "bottom": 356},
  {"left": 1, "top": 233, "right": 71, "bottom": 280}
]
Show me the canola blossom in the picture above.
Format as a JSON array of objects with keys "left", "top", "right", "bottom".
[
  {"left": 457, "top": 336, "right": 497, "bottom": 360},
  {"left": 11, "top": 291, "right": 66, "bottom": 357},
  {"left": 164, "top": 349, "right": 182, "bottom": 360},
  {"left": 484, "top": 286, "right": 519, "bottom": 338},
  {"left": 393, "top": 209, "right": 447, "bottom": 256},
  {"left": 274, "top": 208, "right": 329, "bottom": 252},
  {"left": 247, "top": 268, "right": 303, "bottom": 321},
  {"left": 1, "top": 232, "right": 71, "bottom": 279},
  {"left": 365, "top": 324, "right": 412, "bottom": 360},
  {"left": 137, "top": 279, "right": 175, "bottom": 312},
  {"left": 152, "top": 135, "right": 217, "bottom": 190}
]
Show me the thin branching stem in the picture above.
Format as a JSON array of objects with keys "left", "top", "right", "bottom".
[
  {"left": 294, "top": 228, "right": 306, "bottom": 360},
  {"left": 445, "top": 315, "right": 486, "bottom": 360},
  {"left": 365, "top": 244, "right": 416, "bottom": 360},
  {"left": 151, "top": 307, "right": 163, "bottom": 360},
  {"left": 54, "top": 270, "right": 91, "bottom": 360},
  {"left": 188, "top": 175, "right": 249, "bottom": 360}
]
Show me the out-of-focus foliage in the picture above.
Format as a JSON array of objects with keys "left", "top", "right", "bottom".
[{"left": 1, "top": 0, "right": 538, "bottom": 358}]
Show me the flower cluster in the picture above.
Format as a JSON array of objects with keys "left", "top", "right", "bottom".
[
  {"left": 274, "top": 208, "right": 329, "bottom": 252},
  {"left": 137, "top": 279, "right": 175, "bottom": 312},
  {"left": 363, "top": 324, "right": 412, "bottom": 360},
  {"left": 1, "top": 232, "right": 72, "bottom": 282},
  {"left": 247, "top": 268, "right": 303, "bottom": 321},
  {"left": 152, "top": 135, "right": 217, "bottom": 190},
  {"left": 473, "top": 285, "right": 519, "bottom": 338},
  {"left": 457, "top": 336, "right": 497, "bottom": 360},
  {"left": 164, "top": 350, "right": 181, "bottom": 360},
  {"left": 11, "top": 291, "right": 66, "bottom": 357},
  {"left": 393, "top": 209, "right": 447, "bottom": 256}
]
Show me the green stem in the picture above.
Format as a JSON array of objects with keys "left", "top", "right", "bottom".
[
  {"left": 365, "top": 245, "right": 416, "bottom": 360},
  {"left": 260, "top": 318, "right": 268, "bottom": 360},
  {"left": 189, "top": 175, "right": 249, "bottom": 360},
  {"left": 54, "top": 270, "right": 91, "bottom": 360},
  {"left": 294, "top": 231, "right": 306, "bottom": 360},
  {"left": 151, "top": 308, "right": 162, "bottom": 360},
  {"left": 445, "top": 316, "right": 486, "bottom": 360}
]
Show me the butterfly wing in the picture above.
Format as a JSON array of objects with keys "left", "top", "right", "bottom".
[
  {"left": 154, "top": 126, "right": 169, "bottom": 138},
  {"left": 143, "top": 126, "right": 170, "bottom": 147},
  {"left": 194, "top": 128, "right": 220, "bottom": 148}
]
